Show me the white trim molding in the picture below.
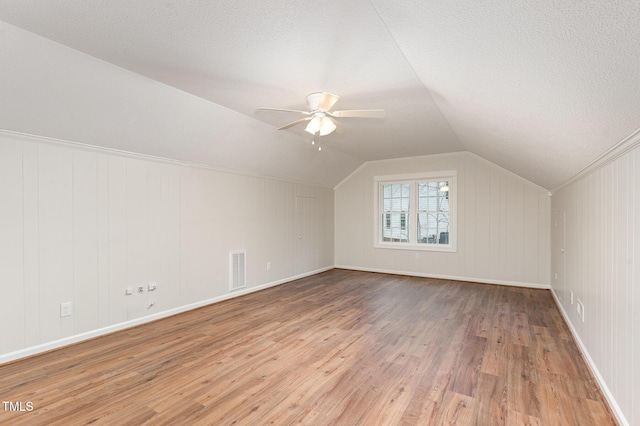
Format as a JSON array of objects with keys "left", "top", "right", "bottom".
[
  {"left": 549, "top": 289, "right": 628, "bottom": 426},
  {"left": 552, "top": 126, "right": 640, "bottom": 194},
  {"left": 0, "top": 266, "right": 334, "bottom": 365},
  {"left": 0, "top": 128, "right": 330, "bottom": 190},
  {"left": 335, "top": 265, "right": 550, "bottom": 289}
]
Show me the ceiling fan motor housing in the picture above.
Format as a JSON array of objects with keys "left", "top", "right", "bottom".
[{"left": 307, "top": 92, "right": 339, "bottom": 112}]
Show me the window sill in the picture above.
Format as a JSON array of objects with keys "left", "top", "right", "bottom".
[{"left": 374, "top": 242, "right": 457, "bottom": 253}]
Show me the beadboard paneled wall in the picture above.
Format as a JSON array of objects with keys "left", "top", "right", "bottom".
[
  {"left": 0, "top": 132, "right": 334, "bottom": 360},
  {"left": 334, "top": 152, "right": 550, "bottom": 287},
  {"left": 551, "top": 143, "right": 639, "bottom": 426}
]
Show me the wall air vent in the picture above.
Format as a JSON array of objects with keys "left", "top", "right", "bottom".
[{"left": 229, "top": 250, "right": 246, "bottom": 290}]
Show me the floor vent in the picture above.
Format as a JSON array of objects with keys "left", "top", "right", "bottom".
[{"left": 229, "top": 250, "right": 246, "bottom": 290}]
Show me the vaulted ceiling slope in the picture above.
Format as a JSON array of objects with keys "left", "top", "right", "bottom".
[{"left": 1, "top": 1, "right": 639, "bottom": 189}]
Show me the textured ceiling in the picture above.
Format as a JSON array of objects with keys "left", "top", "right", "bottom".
[{"left": 1, "top": 0, "right": 639, "bottom": 189}]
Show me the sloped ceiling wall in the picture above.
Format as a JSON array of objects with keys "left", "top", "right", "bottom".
[
  {"left": 372, "top": 0, "right": 640, "bottom": 189},
  {"left": 1, "top": 0, "right": 639, "bottom": 189},
  {"left": 0, "top": 21, "right": 362, "bottom": 188}
]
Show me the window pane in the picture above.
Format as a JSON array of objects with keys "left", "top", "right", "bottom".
[
  {"left": 381, "top": 212, "right": 409, "bottom": 242},
  {"left": 438, "top": 213, "right": 449, "bottom": 232},
  {"left": 428, "top": 197, "right": 438, "bottom": 210},
  {"left": 416, "top": 178, "right": 451, "bottom": 244},
  {"left": 417, "top": 212, "right": 428, "bottom": 243},
  {"left": 418, "top": 196, "right": 426, "bottom": 211},
  {"left": 381, "top": 182, "right": 410, "bottom": 242},
  {"left": 417, "top": 212, "right": 437, "bottom": 244},
  {"left": 401, "top": 197, "right": 409, "bottom": 211},
  {"left": 383, "top": 183, "right": 410, "bottom": 212}
]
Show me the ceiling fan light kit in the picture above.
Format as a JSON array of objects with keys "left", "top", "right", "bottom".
[
  {"left": 304, "top": 114, "right": 336, "bottom": 136},
  {"left": 257, "top": 92, "right": 385, "bottom": 145}
]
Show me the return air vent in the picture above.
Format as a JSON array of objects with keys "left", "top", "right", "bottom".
[{"left": 229, "top": 250, "right": 246, "bottom": 290}]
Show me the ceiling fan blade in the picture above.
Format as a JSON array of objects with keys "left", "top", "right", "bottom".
[
  {"left": 330, "top": 109, "right": 386, "bottom": 118},
  {"left": 257, "top": 107, "right": 310, "bottom": 115},
  {"left": 277, "top": 117, "right": 311, "bottom": 130},
  {"left": 317, "top": 92, "right": 340, "bottom": 111},
  {"left": 318, "top": 93, "right": 340, "bottom": 111}
]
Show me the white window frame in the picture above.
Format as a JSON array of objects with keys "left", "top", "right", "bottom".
[{"left": 373, "top": 171, "right": 457, "bottom": 252}]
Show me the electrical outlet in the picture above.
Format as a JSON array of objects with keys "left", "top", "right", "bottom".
[
  {"left": 137, "top": 285, "right": 144, "bottom": 294},
  {"left": 60, "top": 302, "right": 73, "bottom": 317},
  {"left": 266, "top": 262, "right": 271, "bottom": 271}
]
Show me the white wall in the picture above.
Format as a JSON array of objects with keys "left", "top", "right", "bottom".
[
  {"left": 335, "top": 152, "right": 550, "bottom": 287},
  {"left": 551, "top": 139, "right": 639, "bottom": 426},
  {"left": 0, "top": 131, "right": 334, "bottom": 362},
  {"left": 0, "top": 20, "right": 362, "bottom": 189}
]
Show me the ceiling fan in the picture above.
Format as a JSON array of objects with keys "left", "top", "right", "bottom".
[{"left": 257, "top": 92, "right": 385, "bottom": 138}]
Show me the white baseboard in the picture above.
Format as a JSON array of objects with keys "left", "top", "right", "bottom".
[
  {"left": 334, "top": 265, "right": 550, "bottom": 289},
  {"left": 0, "top": 266, "right": 333, "bottom": 365},
  {"left": 549, "top": 289, "right": 628, "bottom": 426}
]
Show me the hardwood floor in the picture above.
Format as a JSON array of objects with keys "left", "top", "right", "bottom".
[{"left": 0, "top": 270, "right": 616, "bottom": 425}]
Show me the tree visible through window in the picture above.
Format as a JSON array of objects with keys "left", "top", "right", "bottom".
[
  {"left": 417, "top": 181, "right": 449, "bottom": 245},
  {"left": 375, "top": 172, "right": 455, "bottom": 251}
]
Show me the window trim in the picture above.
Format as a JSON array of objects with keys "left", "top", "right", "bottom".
[{"left": 373, "top": 171, "right": 457, "bottom": 252}]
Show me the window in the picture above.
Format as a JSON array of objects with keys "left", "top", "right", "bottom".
[
  {"left": 381, "top": 183, "right": 410, "bottom": 242},
  {"left": 417, "top": 181, "right": 449, "bottom": 245},
  {"left": 374, "top": 172, "right": 456, "bottom": 252}
]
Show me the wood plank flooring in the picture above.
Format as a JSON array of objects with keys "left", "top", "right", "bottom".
[{"left": 0, "top": 269, "right": 616, "bottom": 425}]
